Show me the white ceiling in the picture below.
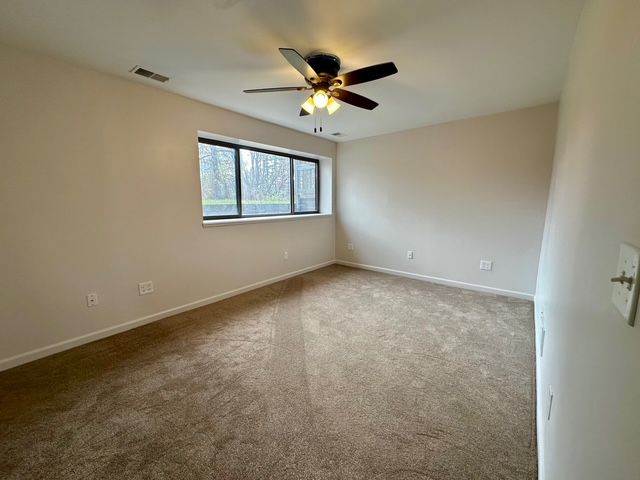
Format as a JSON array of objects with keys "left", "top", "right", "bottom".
[{"left": 0, "top": 0, "right": 585, "bottom": 141}]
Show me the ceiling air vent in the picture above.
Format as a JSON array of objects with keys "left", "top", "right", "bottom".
[{"left": 130, "top": 65, "right": 170, "bottom": 83}]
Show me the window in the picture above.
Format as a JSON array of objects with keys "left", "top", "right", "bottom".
[
  {"left": 293, "top": 159, "right": 318, "bottom": 213},
  {"left": 198, "top": 143, "right": 239, "bottom": 217},
  {"left": 240, "top": 149, "right": 291, "bottom": 216},
  {"left": 198, "top": 138, "right": 319, "bottom": 220}
]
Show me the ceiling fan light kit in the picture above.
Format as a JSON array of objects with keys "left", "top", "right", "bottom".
[
  {"left": 312, "top": 90, "right": 329, "bottom": 109},
  {"left": 243, "top": 47, "right": 398, "bottom": 130},
  {"left": 301, "top": 96, "right": 315, "bottom": 115},
  {"left": 326, "top": 97, "right": 340, "bottom": 115}
]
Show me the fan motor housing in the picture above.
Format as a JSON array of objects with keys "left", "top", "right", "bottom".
[{"left": 305, "top": 53, "right": 341, "bottom": 80}]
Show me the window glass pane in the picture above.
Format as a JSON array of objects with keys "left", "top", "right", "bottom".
[
  {"left": 240, "top": 149, "right": 291, "bottom": 216},
  {"left": 198, "top": 143, "right": 238, "bottom": 217},
  {"left": 293, "top": 159, "right": 318, "bottom": 213}
]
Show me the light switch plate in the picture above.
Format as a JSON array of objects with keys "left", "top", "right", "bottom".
[{"left": 611, "top": 243, "right": 640, "bottom": 326}]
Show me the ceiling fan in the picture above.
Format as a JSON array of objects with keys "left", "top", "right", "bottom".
[{"left": 243, "top": 48, "right": 398, "bottom": 117}]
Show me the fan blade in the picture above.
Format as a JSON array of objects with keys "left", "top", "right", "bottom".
[
  {"left": 243, "top": 86, "right": 308, "bottom": 93},
  {"left": 279, "top": 48, "right": 320, "bottom": 81},
  {"left": 299, "top": 108, "right": 310, "bottom": 117},
  {"left": 335, "top": 62, "right": 398, "bottom": 87},
  {"left": 332, "top": 89, "right": 379, "bottom": 110}
]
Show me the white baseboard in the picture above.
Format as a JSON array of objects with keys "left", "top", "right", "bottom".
[
  {"left": 0, "top": 259, "right": 534, "bottom": 372},
  {"left": 335, "top": 260, "right": 534, "bottom": 301},
  {"left": 0, "top": 260, "right": 335, "bottom": 372}
]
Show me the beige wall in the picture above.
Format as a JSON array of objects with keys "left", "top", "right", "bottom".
[
  {"left": 0, "top": 43, "right": 336, "bottom": 368},
  {"left": 535, "top": 1, "right": 640, "bottom": 478},
  {"left": 336, "top": 104, "right": 558, "bottom": 297}
]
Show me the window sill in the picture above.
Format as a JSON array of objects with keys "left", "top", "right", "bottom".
[{"left": 202, "top": 213, "right": 332, "bottom": 228}]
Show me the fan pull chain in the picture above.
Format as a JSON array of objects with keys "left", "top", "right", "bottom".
[{"left": 312, "top": 112, "right": 327, "bottom": 134}]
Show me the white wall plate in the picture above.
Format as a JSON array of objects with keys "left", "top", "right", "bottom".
[{"left": 611, "top": 243, "right": 640, "bottom": 326}]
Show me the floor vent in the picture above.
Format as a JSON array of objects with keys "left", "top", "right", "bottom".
[{"left": 130, "top": 66, "right": 170, "bottom": 83}]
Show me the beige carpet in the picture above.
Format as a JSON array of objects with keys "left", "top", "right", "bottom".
[{"left": 0, "top": 265, "right": 537, "bottom": 479}]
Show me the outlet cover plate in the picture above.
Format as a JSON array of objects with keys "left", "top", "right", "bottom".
[
  {"left": 138, "top": 281, "right": 154, "bottom": 296},
  {"left": 86, "top": 293, "right": 98, "bottom": 307},
  {"left": 479, "top": 260, "right": 493, "bottom": 271}
]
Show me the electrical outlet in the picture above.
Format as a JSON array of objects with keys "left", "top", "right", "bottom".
[
  {"left": 479, "top": 259, "right": 493, "bottom": 271},
  {"left": 407, "top": 250, "right": 414, "bottom": 260},
  {"left": 138, "top": 281, "right": 154, "bottom": 296},
  {"left": 283, "top": 250, "right": 289, "bottom": 260},
  {"left": 347, "top": 243, "right": 354, "bottom": 251},
  {"left": 86, "top": 293, "right": 98, "bottom": 307},
  {"left": 547, "top": 388, "right": 554, "bottom": 421}
]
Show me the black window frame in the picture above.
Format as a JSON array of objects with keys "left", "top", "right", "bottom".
[{"left": 198, "top": 137, "right": 320, "bottom": 220}]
